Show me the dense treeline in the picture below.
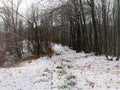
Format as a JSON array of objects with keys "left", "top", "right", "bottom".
[
  {"left": 0, "top": 0, "right": 120, "bottom": 62},
  {"left": 0, "top": 0, "right": 54, "bottom": 61},
  {"left": 50, "top": 0, "right": 120, "bottom": 58}
]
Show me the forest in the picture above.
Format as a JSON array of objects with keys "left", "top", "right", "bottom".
[
  {"left": 0, "top": 0, "right": 120, "bottom": 90},
  {"left": 0, "top": 0, "right": 120, "bottom": 62}
]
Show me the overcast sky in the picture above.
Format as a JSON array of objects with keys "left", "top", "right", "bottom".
[
  {"left": 0, "top": 0, "right": 61, "bottom": 14},
  {"left": 19, "top": 0, "right": 62, "bottom": 13},
  {"left": 19, "top": 0, "right": 39, "bottom": 13}
]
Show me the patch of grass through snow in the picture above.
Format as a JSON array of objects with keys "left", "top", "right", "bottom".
[
  {"left": 33, "top": 79, "right": 48, "bottom": 84},
  {"left": 58, "top": 80, "right": 77, "bottom": 90},
  {"left": 56, "top": 65, "right": 64, "bottom": 69},
  {"left": 66, "top": 75, "right": 76, "bottom": 80},
  {"left": 56, "top": 62, "right": 66, "bottom": 69},
  {"left": 66, "top": 80, "right": 76, "bottom": 87},
  {"left": 56, "top": 60, "right": 79, "bottom": 89},
  {"left": 44, "top": 68, "right": 51, "bottom": 73},
  {"left": 62, "top": 59, "right": 72, "bottom": 62},
  {"left": 57, "top": 71, "right": 77, "bottom": 89},
  {"left": 58, "top": 84, "right": 69, "bottom": 89},
  {"left": 57, "top": 69, "right": 67, "bottom": 76}
]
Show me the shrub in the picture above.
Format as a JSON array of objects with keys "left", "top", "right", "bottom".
[
  {"left": 44, "top": 68, "right": 51, "bottom": 73},
  {"left": 67, "top": 81, "right": 76, "bottom": 87},
  {"left": 57, "top": 69, "right": 67, "bottom": 76},
  {"left": 66, "top": 75, "right": 76, "bottom": 80}
]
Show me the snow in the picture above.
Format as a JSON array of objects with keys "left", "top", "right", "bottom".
[
  {"left": 52, "top": 44, "right": 76, "bottom": 55},
  {"left": 22, "top": 40, "right": 32, "bottom": 58},
  {"left": 0, "top": 44, "right": 120, "bottom": 90}
]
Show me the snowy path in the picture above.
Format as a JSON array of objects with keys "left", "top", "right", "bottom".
[{"left": 0, "top": 44, "right": 120, "bottom": 90}]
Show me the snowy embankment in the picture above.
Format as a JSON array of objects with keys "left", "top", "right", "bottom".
[{"left": 0, "top": 44, "right": 120, "bottom": 90}]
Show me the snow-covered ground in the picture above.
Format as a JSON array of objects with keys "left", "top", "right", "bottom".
[{"left": 0, "top": 44, "right": 120, "bottom": 90}]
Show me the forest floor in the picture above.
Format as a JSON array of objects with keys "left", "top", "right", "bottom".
[{"left": 0, "top": 44, "right": 120, "bottom": 90}]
